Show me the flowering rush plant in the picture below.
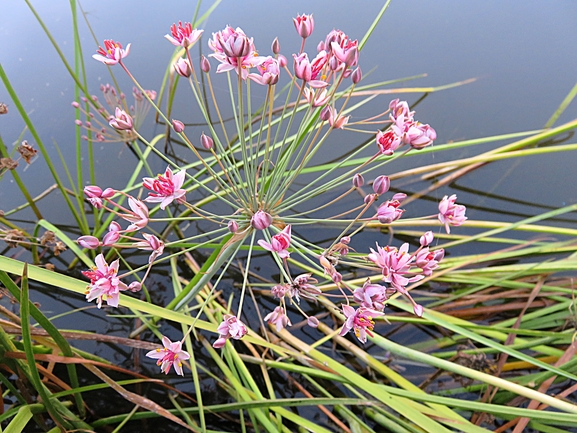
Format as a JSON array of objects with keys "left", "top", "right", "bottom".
[{"left": 76, "top": 16, "right": 466, "bottom": 376}]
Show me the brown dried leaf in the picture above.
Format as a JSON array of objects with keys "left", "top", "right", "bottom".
[
  {"left": 17, "top": 141, "right": 38, "bottom": 164},
  {"left": 0, "top": 157, "right": 18, "bottom": 170}
]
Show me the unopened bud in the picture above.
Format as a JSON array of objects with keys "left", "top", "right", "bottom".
[
  {"left": 128, "top": 281, "right": 142, "bottom": 292},
  {"left": 420, "top": 231, "right": 434, "bottom": 247},
  {"left": 307, "top": 316, "right": 319, "bottom": 328},
  {"left": 71, "top": 101, "right": 80, "bottom": 108},
  {"left": 77, "top": 235, "right": 100, "bottom": 249},
  {"left": 373, "top": 175, "right": 390, "bottom": 195},
  {"left": 228, "top": 220, "right": 239, "bottom": 233},
  {"left": 364, "top": 193, "right": 376, "bottom": 205},
  {"left": 200, "top": 132, "right": 214, "bottom": 150},
  {"left": 251, "top": 210, "right": 272, "bottom": 230},
  {"left": 413, "top": 304, "right": 424, "bottom": 317},
  {"left": 271, "top": 37, "right": 280, "bottom": 55},
  {"left": 174, "top": 58, "right": 192, "bottom": 77},
  {"left": 353, "top": 173, "right": 364, "bottom": 188},
  {"left": 201, "top": 55, "right": 211, "bottom": 73},
  {"left": 320, "top": 105, "right": 331, "bottom": 121},
  {"left": 172, "top": 119, "right": 185, "bottom": 133},
  {"left": 351, "top": 67, "right": 362, "bottom": 84}
]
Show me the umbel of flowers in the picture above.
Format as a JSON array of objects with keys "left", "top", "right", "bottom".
[{"left": 78, "top": 15, "right": 466, "bottom": 376}]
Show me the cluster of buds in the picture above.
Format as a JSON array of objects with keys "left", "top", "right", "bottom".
[
  {"left": 376, "top": 99, "right": 437, "bottom": 155},
  {"left": 72, "top": 84, "right": 156, "bottom": 143}
]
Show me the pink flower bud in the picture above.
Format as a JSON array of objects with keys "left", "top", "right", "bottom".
[
  {"left": 109, "top": 107, "right": 133, "bottom": 131},
  {"left": 351, "top": 67, "right": 362, "bottom": 84},
  {"left": 102, "top": 230, "right": 120, "bottom": 246},
  {"left": 413, "top": 304, "right": 424, "bottom": 317},
  {"left": 172, "top": 119, "right": 185, "bottom": 133},
  {"left": 84, "top": 185, "right": 103, "bottom": 198},
  {"left": 320, "top": 105, "right": 331, "bottom": 121},
  {"left": 420, "top": 231, "right": 434, "bottom": 247},
  {"left": 364, "top": 193, "right": 376, "bottom": 205},
  {"left": 278, "top": 54, "right": 287, "bottom": 68},
  {"left": 373, "top": 175, "right": 390, "bottom": 195},
  {"left": 293, "top": 13, "right": 314, "bottom": 39},
  {"left": 307, "top": 316, "right": 319, "bottom": 328},
  {"left": 340, "top": 236, "right": 351, "bottom": 245},
  {"left": 271, "top": 37, "right": 280, "bottom": 55},
  {"left": 353, "top": 173, "right": 364, "bottom": 188},
  {"left": 201, "top": 55, "right": 211, "bottom": 73},
  {"left": 173, "top": 58, "right": 192, "bottom": 77},
  {"left": 128, "top": 281, "right": 142, "bottom": 292},
  {"left": 331, "top": 271, "right": 342, "bottom": 284},
  {"left": 228, "top": 220, "right": 239, "bottom": 233},
  {"left": 251, "top": 210, "right": 272, "bottom": 230},
  {"left": 75, "top": 119, "right": 83, "bottom": 126},
  {"left": 78, "top": 235, "right": 100, "bottom": 249},
  {"left": 392, "top": 193, "right": 407, "bottom": 202},
  {"left": 72, "top": 101, "right": 80, "bottom": 108},
  {"left": 201, "top": 133, "right": 214, "bottom": 150}
]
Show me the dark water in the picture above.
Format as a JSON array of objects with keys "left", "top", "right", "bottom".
[{"left": 1, "top": 1, "right": 577, "bottom": 431}]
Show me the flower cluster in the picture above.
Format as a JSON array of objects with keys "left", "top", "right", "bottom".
[
  {"left": 376, "top": 99, "right": 437, "bottom": 155},
  {"left": 81, "top": 16, "right": 468, "bottom": 374},
  {"left": 72, "top": 84, "right": 156, "bottom": 143}
]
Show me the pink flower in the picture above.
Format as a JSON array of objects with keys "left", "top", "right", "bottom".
[
  {"left": 209, "top": 26, "right": 265, "bottom": 80},
  {"left": 376, "top": 194, "right": 406, "bottom": 224},
  {"left": 293, "top": 52, "right": 328, "bottom": 88},
  {"left": 251, "top": 210, "right": 272, "bottom": 230},
  {"left": 415, "top": 247, "right": 444, "bottom": 276},
  {"left": 264, "top": 306, "right": 292, "bottom": 331},
  {"left": 389, "top": 99, "right": 414, "bottom": 124},
  {"left": 303, "top": 87, "right": 330, "bottom": 107},
  {"left": 406, "top": 122, "right": 436, "bottom": 149},
  {"left": 339, "top": 305, "right": 383, "bottom": 344},
  {"left": 258, "top": 225, "right": 291, "bottom": 258},
  {"left": 438, "top": 194, "right": 467, "bottom": 233},
  {"left": 82, "top": 253, "right": 128, "bottom": 308},
  {"left": 289, "top": 274, "right": 321, "bottom": 302},
  {"left": 121, "top": 197, "right": 149, "bottom": 231},
  {"left": 326, "top": 106, "right": 349, "bottom": 129},
  {"left": 143, "top": 166, "right": 187, "bottom": 210},
  {"left": 353, "top": 280, "right": 388, "bottom": 311},
  {"left": 165, "top": 22, "right": 203, "bottom": 48},
  {"left": 145, "top": 336, "right": 190, "bottom": 376},
  {"left": 271, "top": 283, "right": 290, "bottom": 299},
  {"left": 174, "top": 57, "right": 192, "bottom": 77},
  {"left": 330, "top": 39, "right": 358, "bottom": 68},
  {"left": 213, "top": 315, "right": 248, "bottom": 348},
  {"left": 293, "top": 13, "right": 314, "bottom": 39},
  {"left": 368, "top": 243, "right": 423, "bottom": 293},
  {"left": 376, "top": 129, "right": 403, "bottom": 156},
  {"left": 109, "top": 108, "right": 133, "bottom": 131},
  {"left": 93, "top": 40, "right": 131, "bottom": 66},
  {"left": 84, "top": 186, "right": 115, "bottom": 209},
  {"left": 102, "top": 221, "right": 121, "bottom": 246},
  {"left": 248, "top": 56, "right": 280, "bottom": 85},
  {"left": 133, "top": 233, "right": 165, "bottom": 263}
]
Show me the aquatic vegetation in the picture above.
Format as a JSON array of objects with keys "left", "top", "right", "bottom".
[{"left": 1, "top": 1, "right": 577, "bottom": 432}]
